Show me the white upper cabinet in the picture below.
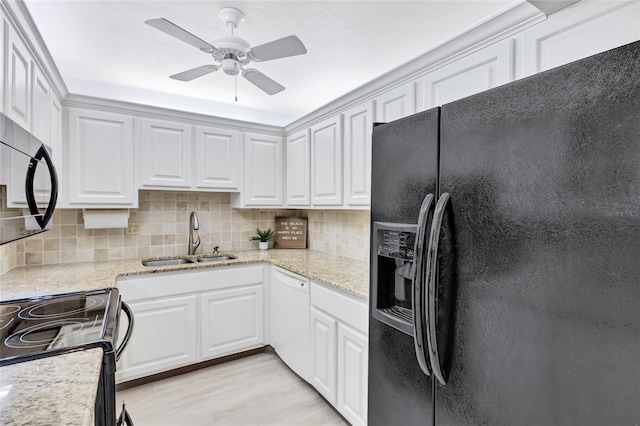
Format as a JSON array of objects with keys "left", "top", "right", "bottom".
[
  {"left": 311, "top": 115, "right": 343, "bottom": 206},
  {"left": 141, "top": 118, "right": 192, "bottom": 188},
  {"left": 5, "top": 25, "right": 31, "bottom": 130},
  {"left": 286, "top": 129, "right": 311, "bottom": 206},
  {"left": 374, "top": 82, "right": 416, "bottom": 123},
  {"left": 0, "top": 17, "right": 4, "bottom": 115},
  {"left": 235, "top": 132, "right": 283, "bottom": 206},
  {"left": 521, "top": 1, "right": 640, "bottom": 77},
  {"left": 67, "top": 108, "right": 136, "bottom": 206},
  {"left": 140, "top": 120, "right": 240, "bottom": 191},
  {"left": 422, "top": 38, "right": 514, "bottom": 109},
  {"left": 49, "top": 96, "right": 62, "bottom": 163},
  {"left": 195, "top": 125, "right": 239, "bottom": 190},
  {"left": 343, "top": 101, "right": 373, "bottom": 207},
  {"left": 31, "top": 63, "right": 51, "bottom": 143}
]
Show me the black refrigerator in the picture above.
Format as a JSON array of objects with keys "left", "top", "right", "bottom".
[{"left": 369, "top": 40, "right": 640, "bottom": 425}]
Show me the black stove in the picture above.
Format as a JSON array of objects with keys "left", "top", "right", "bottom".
[
  {"left": 0, "top": 288, "right": 121, "bottom": 366},
  {"left": 0, "top": 288, "right": 134, "bottom": 426}
]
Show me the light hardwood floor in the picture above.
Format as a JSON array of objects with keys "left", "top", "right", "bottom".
[{"left": 116, "top": 352, "right": 349, "bottom": 425}]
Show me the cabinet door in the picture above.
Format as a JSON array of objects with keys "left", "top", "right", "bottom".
[
  {"left": 337, "top": 323, "right": 368, "bottom": 426},
  {"left": 49, "top": 96, "right": 62, "bottom": 165},
  {"left": 5, "top": 26, "right": 31, "bottom": 130},
  {"left": 0, "top": 18, "right": 4, "bottom": 115},
  {"left": 67, "top": 108, "right": 135, "bottom": 205},
  {"left": 142, "top": 118, "right": 192, "bottom": 188},
  {"left": 119, "top": 295, "right": 198, "bottom": 381},
  {"left": 311, "top": 116, "right": 342, "bottom": 206},
  {"left": 286, "top": 129, "right": 311, "bottom": 206},
  {"left": 195, "top": 126, "right": 239, "bottom": 190},
  {"left": 242, "top": 133, "right": 283, "bottom": 205},
  {"left": 374, "top": 82, "right": 416, "bottom": 123},
  {"left": 310, "top": 306, "right": 338, "bottom": 404},
  {"left": 343, "top": 101, "right": 373, "bottom": 206},
  {"left": 200, "top": 285, "right": 264, "bottom": 360},
  {"left": 422, "top": 39, "right": 514, "bottom": 109},
  {"left": 521, "top": 0, "right": 640, "bottom": 77},
  {"left": 31, "top": 64, "right": 51, "bottom": 143}
]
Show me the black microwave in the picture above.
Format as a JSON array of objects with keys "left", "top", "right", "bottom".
[{"left": 0, "top": 112, "right": 58, "bottom": 245}]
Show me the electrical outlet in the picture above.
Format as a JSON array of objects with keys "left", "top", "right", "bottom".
[{"left": 126, "top": 222, "right": 141, "bottom": 235}]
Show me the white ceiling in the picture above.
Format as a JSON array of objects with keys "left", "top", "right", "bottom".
[{"left": 25, "top": 0, "right": 520, "bottom": 126}]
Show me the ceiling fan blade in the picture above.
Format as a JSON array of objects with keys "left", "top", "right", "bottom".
[
  {"left": 170, "top": 65, "right": 219, "bottom": 81},
  {"left": 242, "top": 69, "right": 285, "bottom": 95},
  {"left": 247, "top": 35, "right": 307, "bottom": 62},
  {"left": 145, "top": 18, "right": 217, "bottom": 53}
]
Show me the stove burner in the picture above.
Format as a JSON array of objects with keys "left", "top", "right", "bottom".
[
  {"left": 4, "top": 316, "right": 99, "bottom": 349},
  {"left": 18, "top": 295, "right": 105, "bottom": 320},
  {"left": 0, "top": 305, "right": 21, "bottom": 317},
  {"left": 0, "top": 305, "right": 21, "bottom": 331}
]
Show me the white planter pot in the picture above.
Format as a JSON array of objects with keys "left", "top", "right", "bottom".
[{"left": 259, "top": 241, "right": 269, "bottom": 250}]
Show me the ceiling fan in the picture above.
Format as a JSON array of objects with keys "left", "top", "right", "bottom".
[{"left": 145, "top": 7, "right": 307, "bottom": 95}]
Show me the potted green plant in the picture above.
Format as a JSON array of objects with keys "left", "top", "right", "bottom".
[{"left": 249, "top": 227, "right": 275, "bottom": 250}]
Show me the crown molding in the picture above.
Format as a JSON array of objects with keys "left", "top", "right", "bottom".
[
  {"left": 1, "top": 0, "right": 68, "bottom": 99},
  {"left": 63, "top": 94, "right": 284, "bottom": 136},
  {"left": 284, "top": 1, "right": 546, "bottom": 135},
  {"left": 527, "top": 0, "right": 581, "bottom": 15}
]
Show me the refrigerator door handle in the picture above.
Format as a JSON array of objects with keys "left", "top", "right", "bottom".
[
  {"left": 426, "top": 192, "right": 451, "bottom": 385},
  {"left": 412, "top": 193, "right": 434, "bottom": 376}
]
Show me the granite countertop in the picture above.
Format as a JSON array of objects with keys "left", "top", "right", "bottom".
[
  {"left": 0, "top": 348, "right": 103, "bottom": 426},
  {"left": 0, "top": 249, "right": 369, "bottom": 425},
  {"left": 0, "top": 249, "right": 370, "bottom": 301}
]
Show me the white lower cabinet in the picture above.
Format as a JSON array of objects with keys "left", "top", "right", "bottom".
[
  {"left": 116, "top": 264, "right": 369, "bottom": 425},
  {"left": 310, "top": 280, "right": 368, "bottom": 426},
  {"left": 310, "top": 306, "right": 338, "bottom": 404},
  {"left": 200, "top": 285, "right": 264, "bottom": 360},
  {"left": 119, "top": 295, "right": 198, "bottom": 382},
  {"left": 116, "top": 265, "right": 265, "bottom": 382},
  {"left": 337, "top": 323, "right": 368, "bottom": 426}
]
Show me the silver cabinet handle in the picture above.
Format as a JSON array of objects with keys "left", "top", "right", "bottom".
[{"left": 412, "top": 193, "right": 434, "bottom": 376}]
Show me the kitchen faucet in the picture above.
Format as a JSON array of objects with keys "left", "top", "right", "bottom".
[{"left": 188, "top": 211, "right": 200, "bottom": 255}]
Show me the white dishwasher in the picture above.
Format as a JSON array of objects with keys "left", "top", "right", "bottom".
[{"left": 272, "top": 265, "right": 310, "bottom": 381}]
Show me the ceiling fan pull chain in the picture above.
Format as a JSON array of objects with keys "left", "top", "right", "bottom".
[{"left": 235, "top": 75, "right": 238, "bottom": 102}]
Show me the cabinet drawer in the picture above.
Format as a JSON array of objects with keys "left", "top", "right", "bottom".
[{"left": 310, "top": 280, "right": 368, "bottom": 334}]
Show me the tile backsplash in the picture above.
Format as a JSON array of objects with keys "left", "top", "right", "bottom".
[{"left": 1, "top": 188, "right": 370, "bottom": 274}]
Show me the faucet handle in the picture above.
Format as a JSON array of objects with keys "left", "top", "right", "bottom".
[{"left": 213, "top": 246, "right": 219, "bottom": 255}]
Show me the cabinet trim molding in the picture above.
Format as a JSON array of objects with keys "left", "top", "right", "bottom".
[{"left": 284, "top": 1, "right": 544, "bottom": 135}]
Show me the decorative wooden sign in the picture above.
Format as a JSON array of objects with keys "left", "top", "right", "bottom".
[{"left": 275, "top": 217, "right": 308, "bottom": 249}]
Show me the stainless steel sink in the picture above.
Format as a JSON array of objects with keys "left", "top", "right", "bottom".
[
  {"left": 195, "top": 255, "right": 237, "bottom": 263},
  {"left": 142, "top": 258, "right": 195, "bottom": 267}
]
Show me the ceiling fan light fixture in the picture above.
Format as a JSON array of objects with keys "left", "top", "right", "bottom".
[{"left": 221, "top": 58, "right": 240, "bottom": 75}]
